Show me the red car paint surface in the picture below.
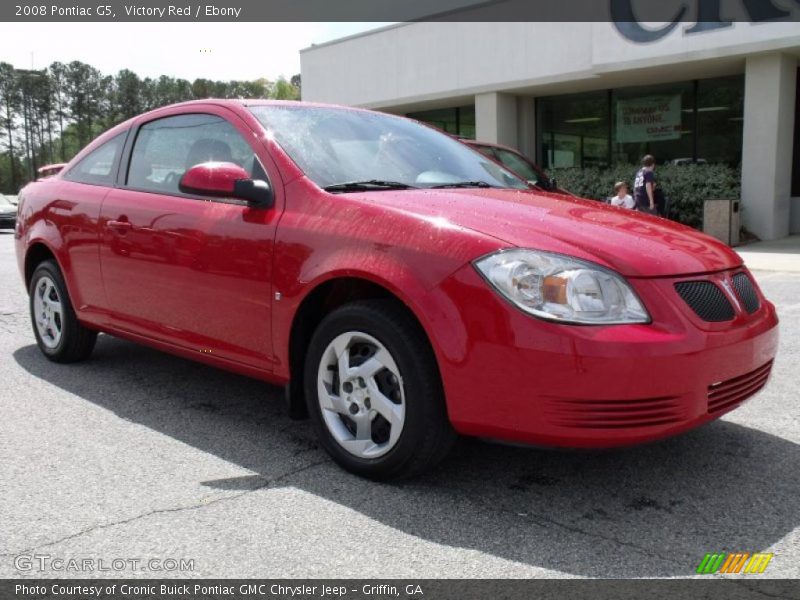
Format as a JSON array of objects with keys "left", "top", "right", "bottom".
[{"left": 15, "top": 100, "right": 778, "bottom": 450}]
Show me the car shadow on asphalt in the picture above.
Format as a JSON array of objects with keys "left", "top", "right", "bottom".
[{"left": 14, "top": 335, "right": 799, "bottom": 577}]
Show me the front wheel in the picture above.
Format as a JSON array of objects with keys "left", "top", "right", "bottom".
[
  {"left": 304, "top": 300, "right": 455, "bottom": 479},
  {"left": 29, "top": 260, "right": 97, "bottom": 363}
]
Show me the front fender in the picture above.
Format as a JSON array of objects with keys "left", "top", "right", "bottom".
[{"left": 271, "top": 249, "right": 472, "bottom": 381}]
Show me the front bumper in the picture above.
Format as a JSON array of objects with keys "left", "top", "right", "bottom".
[{"left": 432, "top": 264, "right": 779, "bottom": 448}]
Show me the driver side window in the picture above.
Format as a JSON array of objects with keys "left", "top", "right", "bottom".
[{"left": 127, "top": 113, "right": 259, "bottom": 196}]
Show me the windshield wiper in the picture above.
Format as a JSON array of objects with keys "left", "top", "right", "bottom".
[
  {"left": 429, "top": 181, "right": 494, "bottom": 189},
  {"left": 323, "top": 180, "right": 417, "bottom": 193}
]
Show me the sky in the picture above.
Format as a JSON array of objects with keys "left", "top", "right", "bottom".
[{"left": 0, "top": 22, "right": 391, "bottom": 81}]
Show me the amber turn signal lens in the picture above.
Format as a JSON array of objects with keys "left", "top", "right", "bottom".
[{"left": 542, "top": 275, "right": 568, "bottom": 304}]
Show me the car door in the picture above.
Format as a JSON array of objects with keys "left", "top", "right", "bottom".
[
  {"left": 98, "top": 108, "right": 279, "bottom": 369},
  {"left": 50, "top": 131, "right": 128, "bottom": 316}
]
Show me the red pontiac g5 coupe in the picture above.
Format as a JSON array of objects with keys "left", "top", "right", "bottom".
[{"left": 15, "top": 100, "right": 778, "bottom": 479}]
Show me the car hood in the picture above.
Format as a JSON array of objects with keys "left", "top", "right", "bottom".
[{"left": 351, "top": 188, "right": 742, "bottom": 278}]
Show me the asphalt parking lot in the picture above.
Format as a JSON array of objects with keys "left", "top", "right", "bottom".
[{"left": 1, "top": 230, "right": 799, "bottom": 579}]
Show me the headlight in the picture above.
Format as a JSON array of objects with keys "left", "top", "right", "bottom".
[{"left": 474, "top": 249, "right": 650, "bottom": 325}]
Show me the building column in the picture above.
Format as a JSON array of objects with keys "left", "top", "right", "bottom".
[
  {"left": 516, "top": 96, "right": 536, "bottom": 159},
  {"left": 475, "top": 92, "right": 518, "bottom": 147},
  {"left": 741, "top": 53, "right": 797, "bottom": 241}
]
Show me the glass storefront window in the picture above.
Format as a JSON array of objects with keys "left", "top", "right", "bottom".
[
  {"left": 406, "top": 105, "right": 476, "bottom": 139},
  {"left": 697, "top": 75, "right": 744, "bottom": 167},
  {"left": 538, "top": 90, "right": 609, "bottom": 169},
  {"left": 405, "top": 77, "right": 746, "bottom": 169},
  {"left": 612, "top": 81, "right": 694, "bottom": 166},
  {"left": 536, "top": 76, "right": 744, "bottom": 168}
]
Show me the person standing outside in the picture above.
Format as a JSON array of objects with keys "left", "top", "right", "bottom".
[
  {"left": 610, "top": 181, "right": 635, "bottom": 209},
  {"left": 633, "top": 154, "right": 657, "bottom": 214}
]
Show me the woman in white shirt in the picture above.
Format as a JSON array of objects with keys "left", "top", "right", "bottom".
[{"left": 610, "top": 181, "right": 635, "bottom": 209}]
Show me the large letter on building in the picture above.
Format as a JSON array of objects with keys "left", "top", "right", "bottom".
[{"left": 611, "top": 0, "right": 686, "bottom": 43}]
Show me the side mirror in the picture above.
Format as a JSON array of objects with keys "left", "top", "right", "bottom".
[{"left": 179, "top": 161, "right": 273, "bottom": 208}]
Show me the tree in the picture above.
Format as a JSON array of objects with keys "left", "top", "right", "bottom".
[
  {"left": 191, "top": 78, "right": 213, "bottom": 99},
  {"left": 0, "top": 60, "right": 307, "bottom": 189},
  {"left": 65, "top": 61, "right": 108, "bottom": 148},
  {"left": 48, "top": 62, "right": 69, "bottom": 162},
  {"left": 112, "top": 69, "right": 143, "bottom": 122},
  {"left": 290, "top": 73, "right": 301, "bottom": 98},
  {"left": 16, "top": 69, "right": 53, "bottom": 178},
  {"left": 272, "top": 76, "right": 300, "bottom": 100},
  {"left": 0, "top": 62, "right": 20, "bottom": 190}
]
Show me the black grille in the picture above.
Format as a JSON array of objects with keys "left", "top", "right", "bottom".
[
  {"left": 732, "top": 272, "right": 760, "bottom": 314},
  {"left": 675, "top": 281, "right": 735, "bottom": 322}
]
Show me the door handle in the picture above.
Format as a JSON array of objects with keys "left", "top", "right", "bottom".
[{"left": 107, "top": 219, "right": 132, "bottom": 232}]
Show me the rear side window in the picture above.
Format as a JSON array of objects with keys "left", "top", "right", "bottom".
[
  {"left": 126, "top": 113, "right": 259, "bottom": 195},
  {"left": 63, "top": 132, "right": 126, "bottom": 186}
]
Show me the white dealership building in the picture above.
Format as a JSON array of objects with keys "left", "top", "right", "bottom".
[{"left": 301, "top": 21, "right": 800, "bottom": 240}]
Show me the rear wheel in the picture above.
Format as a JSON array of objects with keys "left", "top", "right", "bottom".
[
  {"left": 29, "top": 260, "right": 97, "bottom": 363},
  {"left": 304, "top": 300, "right": 455, "bottom": 479}
]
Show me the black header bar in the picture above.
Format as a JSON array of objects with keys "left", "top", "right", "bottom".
[{"left": 2, "top": 0, "right": 800, "bottom": 22}]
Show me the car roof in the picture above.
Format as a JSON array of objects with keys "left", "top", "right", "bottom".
[
  {"left": 149, "top": 98, "right": 379, "bottom": 115},
  {"left": 113, "top": 99, "right": 408, "bottom": 137},
  {"left": 98, "top": 99, "right": 388, "bottom": 140}
]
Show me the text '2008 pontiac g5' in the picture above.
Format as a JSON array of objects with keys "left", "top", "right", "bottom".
[{"left": 15, "top": 100, "right": 778, "bottom": 479}]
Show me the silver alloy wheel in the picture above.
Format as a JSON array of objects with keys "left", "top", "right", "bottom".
[
  {"left": 33, "top": 275, "right": 63, "bottom": 349},
  {"left": 317, "top": 331, "right": 406, "bottom": 459}
]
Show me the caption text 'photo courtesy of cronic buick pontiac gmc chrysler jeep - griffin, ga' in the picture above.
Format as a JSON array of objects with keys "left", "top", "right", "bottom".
[{"left": 14, "top": 100, "right": 778, "bottom": 479}]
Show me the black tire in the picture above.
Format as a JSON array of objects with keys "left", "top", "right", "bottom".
[
  {"left": 304, "top": 300, "right": 456, "bottom": 480},
  {"left": 29, "top": 260, "right": 97, "bottom": 363}
]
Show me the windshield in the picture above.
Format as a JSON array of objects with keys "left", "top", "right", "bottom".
[{"left": 248, "top": 105, "right": 528, "bottom": 191}]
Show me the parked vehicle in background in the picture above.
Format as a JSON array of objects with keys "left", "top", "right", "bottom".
[
  {"left": 462, "top": 139, "right": 570, "bottom": 195},
  {"left": 37, "top": 163, "right": 67, "bottom": 180},
  {"left": 0, "top": 194, "right": 17, "bottom": 229},
  {"left": 14, "top": 100, "right": 778, "bottom": 479}
]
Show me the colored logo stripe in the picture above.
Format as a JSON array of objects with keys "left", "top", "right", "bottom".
[
  {"left": 744, "top": 553, "right": 774, "bottom": 573},
  {"left": 697, "top": 553, "right": 725, "bottom": 574},
  {"left": 697, "top": 553, "right": 773, "bottom": 574},
  {"left": 720, "top": 553, "right": 749, "bottom": 573}
]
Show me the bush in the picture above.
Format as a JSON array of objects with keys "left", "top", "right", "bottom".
[{"left": 548, "top": 163, "right": 741, "bottom": 230}]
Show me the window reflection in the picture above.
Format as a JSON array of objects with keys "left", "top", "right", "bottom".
[
  {"left": 407, "top": 106, "right": 476, "bottom": 139},
  {"left": 612, "top": 81, "right": 694, "bottom": 166},
  {"left": 537, "top": 76, "right": 744, "bottom": 169},
  {"left": 697, "top": 76, "right": 744, "bottom": 167},
  {"left": 539, "top": 90, "right": 609, "bottom": 169}
]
